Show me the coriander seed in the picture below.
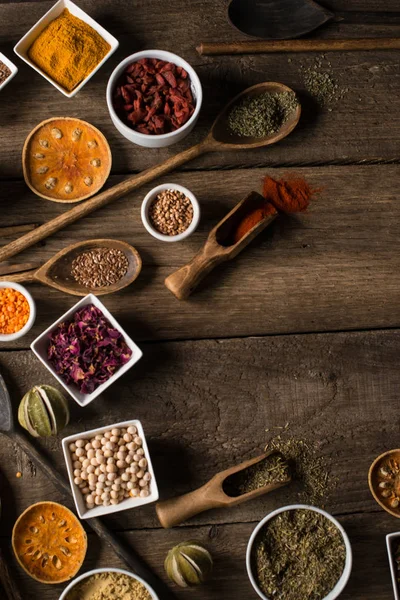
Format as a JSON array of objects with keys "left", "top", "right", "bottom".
[{"left": 149, "top": 189, "right": 193, "bottom": 236}]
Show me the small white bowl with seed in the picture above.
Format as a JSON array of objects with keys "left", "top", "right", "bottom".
[
  {"left": 141, "top": 183, "right": 200, "bottom": 242},
  {"left": 62, "top": 420, "right": 159, "bottom": 519}
]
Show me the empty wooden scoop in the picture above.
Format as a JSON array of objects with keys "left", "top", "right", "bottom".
[
  {"left": 156, "top": 452, "right": 291, "bottom": 529},
  {"left": 0, "top": 239, "right": 141, "bottom": 296},
  {"left": 165, "top": 191, "right": 277, "bottom": 300}
]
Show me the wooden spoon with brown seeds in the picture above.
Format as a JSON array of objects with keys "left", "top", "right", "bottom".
[{"left": 0, "top": 239, "right": 141, "bottom": 296}]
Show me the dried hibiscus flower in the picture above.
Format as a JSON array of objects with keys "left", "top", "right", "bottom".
[
  {"left": 113, "top": 58, "right": 195, "bottom": 135},
  {"left": 47, "top": 304, "right": 132, "bottom": 394}
]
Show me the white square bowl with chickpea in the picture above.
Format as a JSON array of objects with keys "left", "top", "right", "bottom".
[{"left": 62, "top": 420, "right": 159, "bottom": 519}]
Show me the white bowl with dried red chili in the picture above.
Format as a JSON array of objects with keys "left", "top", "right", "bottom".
[
  {"left": 106, "top": 50, "right": 202, "bottom": 148},
  {"left": 141, "top": 183, "right": 200, "bottom": 242}
]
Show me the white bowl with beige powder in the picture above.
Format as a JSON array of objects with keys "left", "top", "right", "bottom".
[{"left": 59, "top": 568, "right": 159, "bottom": 600}]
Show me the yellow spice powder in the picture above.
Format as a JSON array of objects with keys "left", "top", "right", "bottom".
[
  {"left": 66, "top": 572, "right": 152, "bottom": 600},
  {"left": 28, "top": 9, "right": 111, "bottom": 92}
]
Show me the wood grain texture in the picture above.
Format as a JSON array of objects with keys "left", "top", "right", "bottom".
[
  {"left": 0, "top": 328, "right": 399, "bottom": 598},
  {"left": 0, "top": 0, "right": 399, "bottom": 174},
  {"left": 1, "top": 165, "right": 400, "bottom": 347},
  {"left": 0, "top": 328, "right": 399, "bottom": 531}
]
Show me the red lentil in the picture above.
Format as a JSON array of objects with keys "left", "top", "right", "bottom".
[{"left": 0, "top": 288, "right": 30, "bottom": 334}]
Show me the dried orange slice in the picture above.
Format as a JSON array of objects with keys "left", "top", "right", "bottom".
[
  {"left": 23, "top": 117, "right": 112, "bottom": 203},
  {"left": 12, "top": 501, "right": 87, "bottom": 584}
]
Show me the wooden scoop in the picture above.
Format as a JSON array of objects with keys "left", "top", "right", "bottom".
[
  {"left": 0, "top": 239, "right": 141, "bottom": 296},
  {"left": 156, "top": 452, "right": 291, "bottom": 528},
  {"left": 165, "top": 191, "right": 277, "bottom": 300},
  {"left": 0, "top": 82, "right": 300, "bottom": 264}
]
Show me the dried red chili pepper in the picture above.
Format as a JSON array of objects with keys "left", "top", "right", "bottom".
[{"left": 113, "top": 58, "right": 195, "bottom": 135}]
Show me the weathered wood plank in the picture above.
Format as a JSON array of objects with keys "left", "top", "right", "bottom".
[
  {"left": 0, "top": 513, "right": 396, "bottom": 600},
  {"left": 0, "top": 328, "right": 399, "bottom": 534},
  {"left": 1, "top": 165, "right": 400, "bottom": 346},
  {"left": 0, "top": 0, "right": 399, "bottom": 174}
]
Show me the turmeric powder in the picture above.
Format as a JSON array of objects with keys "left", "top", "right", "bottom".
[{"left": 28, "top": 9, "right": 110, "bottom": 92}]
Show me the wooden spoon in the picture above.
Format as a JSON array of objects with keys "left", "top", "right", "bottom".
[
  {"left": 0, "top": 239, "right": 141, "bottom": 296},
  {"left": 156, "top": 452, "right": 291, "bottom": 528},
  {"left": 228, "top": 0, "right": 333, "bottom": 39},
  {"left": 165, "top": 191, "right": 277, "bottom": 300},
  {"left": 0, "top": 82, "right": 301, "bottom": 264}
]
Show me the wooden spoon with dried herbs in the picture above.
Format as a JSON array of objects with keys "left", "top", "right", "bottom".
[{"left": 156, "top": 452, "right": 291, "bottom": 528}]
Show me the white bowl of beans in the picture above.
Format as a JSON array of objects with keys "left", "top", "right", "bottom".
[
  {"left": 141, "top": 183, "right": 200, "bottom": 242},
  {"left": 62, "top": 420, "right": 159, "bottom": 519}
]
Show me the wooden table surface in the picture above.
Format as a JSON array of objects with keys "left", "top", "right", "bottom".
[{"left": 1, "top": 0, "right": 399, "bottom": 598}]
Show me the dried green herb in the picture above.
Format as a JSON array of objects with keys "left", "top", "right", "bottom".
[
  {"left": 265, "top": 435, "right": 335, "bottom": 505},
  {"left": 299, "top": 56, "right": 347, "bottom": 107},
  {"left": 253, "top": 509, "right": 346, "bottom": 600},
  {"left": 228, "top": 91, "right": 299, "bottom": 138},
  {"left": 223, "top": 453, "right": 290, "bottom": 497}
]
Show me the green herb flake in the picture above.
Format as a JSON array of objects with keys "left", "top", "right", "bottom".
[
  {"left": 253, "top": 509, "right": 346, "bottom": 600},
  {"left": 228, "top": 91, "right": 299, "bottom": 138}
]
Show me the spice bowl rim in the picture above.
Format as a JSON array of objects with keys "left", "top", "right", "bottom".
[
  {"left": 13, "top": 0, "right": 119, "bottom": 98},
  {"left": 141, "top": 183, "right": 201, "bottom": 242},
  {"left": 30, "top": 293, "right": 143, "bottom": 407},
  {"left": 59, "top": 567, "right": 160, "bottom": 600},
  {"left": 106, "top": 49, "right": 203, "bottom": 148},
  {"left": 0, "top": 282, "right": 36, "bottom": 342},
  {"left": 246, "top": 504, "right": 353, "bottom": 600},
  {"left": 0, "top": 52, "right": 18, "bottom": 91},
  {"left": 368, "top": 448, "right": 400, "bottom": 518},
  {"left": 386, "top": 531, "right": 400, "bottom": 600},
  {"left": 62, "top": 419, "right": 159, "bottom": 520}
]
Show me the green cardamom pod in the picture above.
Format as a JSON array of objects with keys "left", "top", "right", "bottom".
[
  {"left": 164, "top": 541, "right": 213, "bottom": 588},
  {"left": 18, "top": 385, "right": 69, "bottom": 438}
]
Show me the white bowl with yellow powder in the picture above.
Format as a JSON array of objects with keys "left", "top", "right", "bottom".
[
  {"left": 14, "top": 0, "right": 119, "bottom": 98},
  {"left": 59, "top": 568, "right": 159, "bottom": 600}
]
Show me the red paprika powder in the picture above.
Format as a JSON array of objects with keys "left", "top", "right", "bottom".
[{"left": 232, "top": 175, "right": 318, "bottom": 244}]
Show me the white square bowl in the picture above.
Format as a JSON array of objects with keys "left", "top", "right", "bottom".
[
  {"left": 62, "top": 420, "right": 159, "bottom": 519},
  {"left": 31, "top": 294, "right": 143, "bottom": 406},
  {"left": 14, "top": 0, "right": 119, "bottom": 98},
  {"left": 0, "top": 52, "right": 18, "bottom": 91},
  {"left": 387, "top": 532, "right": 400, "bottom": 600}
]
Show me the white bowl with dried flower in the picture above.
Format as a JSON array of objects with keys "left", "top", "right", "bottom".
[
  {"left": 62, "top": 420, "right": 159, "bottom": 519},
  {"left": 0, "top": 52, "right": 18, "bottom": 91},
  {"left": 141, "top": 183, "right": 200, "bottom": 242}
]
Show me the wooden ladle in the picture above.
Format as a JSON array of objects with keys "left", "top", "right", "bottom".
[
  {"left": 0, "top": 82, "right": 301, "bottom": 264},
  {"left": 165, "top": 191, "right": 277, "bottom": 300},
  {"left": 0, "top": 239, "right": 141, "bottom": 296},
  {"left": 228, "top": 0, "right": 334, "bottom": 39},
  {"left": 156, "top": 452, "right": 291, "bottom": 528}
]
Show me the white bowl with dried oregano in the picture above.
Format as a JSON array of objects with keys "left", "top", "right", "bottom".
[
  {"left": 246, "top": 504, "right": 352, "bottom": 600},
  {"left": 59, "top": 568, "right": 159, "bottom": 600},
  {"left": 141, "top": 183, "right": 200, "bottom": 242}
]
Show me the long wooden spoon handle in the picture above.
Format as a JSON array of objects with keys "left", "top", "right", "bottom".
[
  {"left": 0, "top": 141, "right": 209, "bottom": 264},
  {"left": 0, "top": 547, "right": 22, "bottom": 600},
  {"left": 165, "top": 246, "right": 225, "bottom": 300},
  {"left": 11, "top": 431, "right": 177, "bottom": 600},
  {"left": 0, "top": 270, "right": 37, "bottom": 283},
  {"left": 197, "top": 38, "right": 400, "bottom": 56},
  {"left": 156, "top": 487, "right": 217, "bottom": 528}
]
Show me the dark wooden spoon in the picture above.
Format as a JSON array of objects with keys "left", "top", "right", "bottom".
[
  {"left": 228, "top": 0, "right": 334, "bottom": 39},
  {"left": 0, "top": 497, "right": 22, "bottom": 600},
  {"left": 0, "top": 239, "right": 142, "bottom": 296},
  {"left": 0, "top": 81, "right": 300, "bottom": 264},
  {"left": 0, "top": 373, "right": 177, "bottom": 600}
]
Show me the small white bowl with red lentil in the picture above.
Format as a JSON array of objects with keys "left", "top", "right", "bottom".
[
  {"left": 0, "top": 282, "right": 36, "bottom": 342},
  {"left": 106, "top": 50, "right": 202, "bottom": 148},
  {"left": 141, "top": 183, "right": 200, "bottom": 242}
]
